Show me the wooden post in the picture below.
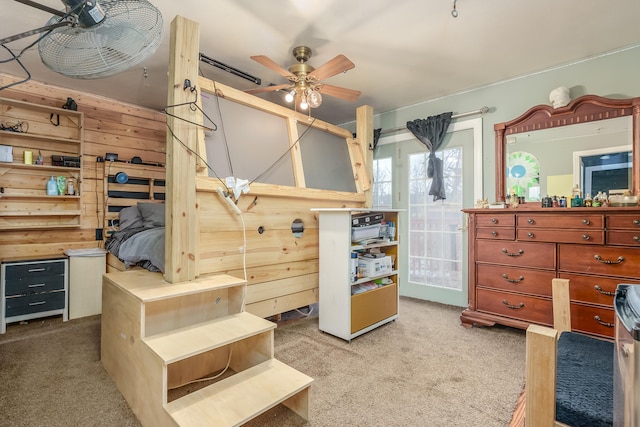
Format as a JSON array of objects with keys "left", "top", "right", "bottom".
[
  {"left": 525, "top": 324, "right": 558, "bottom": 426},
  {"left": 164, "top": 16, "right": 200, "bottom": 283},
  {"left": 355, "top": 105, "right": 374, "bottom": 207}
]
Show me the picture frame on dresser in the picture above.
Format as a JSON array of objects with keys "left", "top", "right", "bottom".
[{"left": 462, "top": 95, "right": 640, "bottom": 336}]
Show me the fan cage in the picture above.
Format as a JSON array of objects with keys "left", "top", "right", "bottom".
[{"left": 38, "top": 0, "right": 163, "bottom": 79}]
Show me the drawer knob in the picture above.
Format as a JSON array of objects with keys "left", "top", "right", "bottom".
[
  {"left": 633, "top": 219, "right": 640, "bottom": 226},
  {"left": 502, "top": 248, "right": 524, "bottom": 257},
  {"left": 594, "top": 315, "right": 614, "bottom": 328},
  {"left": 527, "top": 218, "right": 534, "bottom": 224},
  {"left": 502, "top": 274, "right": 524, "bottom": 283},
  {"left": 502, "top": 300, "right": 525, "bottom": 310},
  {"left": 633, "top": 235, "right": 640, "bottom": 242},
  {"left": 491, "top": 218, "right": 498, "bottom": 224},
  {"left": 594, "top": 285, "right": 615, "bottom": 296},
  {"left": 594, "top": 255, "right": 625, "bottom": 264},
  {"left": 582, "top": 219, "right": 591, "bottom": 225},
  {"left": 527, "top": 232, "right": 535, "bottom": 238},
  {"left": 582, "top": 234, "right": 590, "bottom": 241},
  {"left": 491, "top": 231, "right": 497, "bottom": 237}
]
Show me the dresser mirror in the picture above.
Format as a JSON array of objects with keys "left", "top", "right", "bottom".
[{"left": 494, "top": 95, "right": 640, "bottom": 202}]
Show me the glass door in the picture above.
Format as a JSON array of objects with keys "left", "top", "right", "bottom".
[{"left": 376, "top": 118, "right": 482, "bottom": 307}]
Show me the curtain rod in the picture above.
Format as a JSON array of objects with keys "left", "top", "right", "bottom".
[{"left": 379, "top": 106, "right": 490, "bottom": 136}]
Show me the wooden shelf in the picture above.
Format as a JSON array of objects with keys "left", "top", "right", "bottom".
[
  {"left": 0, "top": 129, "right": 81, "bottom": 145},
  {"left": 0, "top": 96, "right": 83, "bottom": 230},
  {"left": 0, "top": 210, "right": 81, "bottom": 217},
  {"left": 0, "top": 194, "right": 80, "bottom": 200},
  {"left": 0, "top": 162, "right": 80, "bottom": 173}
]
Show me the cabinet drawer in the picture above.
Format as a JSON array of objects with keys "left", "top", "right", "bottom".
[
  {"left": 5, "top": 274, "right": 64, "bottom": 296},
  {"left": 476, "top": 264, "right": 555, "bottom": 296},
  {"left": 570, "top": 302, "right": 615, "bottom": 339},
  {"left": 476, "top": 240, "right": 556, "bottom": 269},
  {"left": 5, "top": 259, "right": 65, "bottom": 280},
  {"left": 558, "top": 244, "right": 640, "bottom": 278},
  {"left": 558, "top": 273, "right": 640, "bottom": 306},
  {"left": 517, "top": 214, "right": 603, "bottom": 229},
  {"left": 5, "top": 291, "right": 65, "bottom": 317},
  {"left": 606, "top": 230, "right": 640, "bottom": 246},
  {"left": 606, "top": 214, "right": 640, "bottom": 229},
  {"left": 476, "top": 288, "right": 553, "bottom": 325},
  {"left": 476, "top": 214, "right": 515, "bottom": 227},
  {"left": 517, "top": 228, "right": 604, "bottom": 244},
  {"left": 351, "top": 283, "right": 397, "bottom": 333},
  {"left": 476, "top": 227, "right": 515, "bottom": 240}
]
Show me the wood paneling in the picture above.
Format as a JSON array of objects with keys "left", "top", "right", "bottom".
[{"left": 0, "top": 73, "right": 166, "bottom": 259}]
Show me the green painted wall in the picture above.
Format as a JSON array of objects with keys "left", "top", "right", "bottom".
[{"left": 348, "top": 45, "right": 640, "bottom": 202}]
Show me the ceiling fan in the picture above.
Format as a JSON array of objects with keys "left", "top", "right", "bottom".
[
  {"left": 246, "top": 46, "right": 361, "bottom": 110},
  {"left": 1, "top": 0, "right": 163, "bottom": 79}
]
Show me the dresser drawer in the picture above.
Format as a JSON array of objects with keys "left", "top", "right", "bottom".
[
  {"left": 476, "top": 288, "right": 553, "bottom": 325},
  {"left": 606, "top": 214, "right": 640, "bottom": 229},
  {"left": 477, "top": 264, "right": 554, "bottom": 296},
  {"left": 4, "top": 259, "right": 66, "bottom": 296},
  {"left": 476, "top": 240, "right": 556, "bottom": 269},
  {"left": 558, "top": 272, "right": 640, "bottom": 306},
  {"left": 476, "top": 227, "right": 515, "bottom": 240},
  {"left": 517, "top": 228, "right": 604, "bottom": 244},
  {"left": 558, "top": 244, "right": 640, "bottom": 278},
  {"left": 476, "top": 214, "right": 515, "bottom": 227},
  {"left": 5, "top": 291, "right": 65, "bottom": 318},
  {"left": 569, "top": 302, "right": 615, "bottom": 339},
  {"left": 5, "top": 274, "right": 65, "bottom": 296},
  {"left": 606, "top": 230, "right": 640, "bottom": 246},
  {"left": 517, "top": 214, "right": 603, "bottom": 229}
]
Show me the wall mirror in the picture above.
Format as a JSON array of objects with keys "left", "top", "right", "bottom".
[{"left": 494, "top": 95, "right": 640, "bottom": 202}]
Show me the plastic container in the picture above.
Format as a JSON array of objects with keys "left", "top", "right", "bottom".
[{"left": 46, "top": 175, "right": 58, "bottom": 196}]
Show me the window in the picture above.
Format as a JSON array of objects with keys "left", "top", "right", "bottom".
[{"left": 373, "top": 157, "right": 392, "bottom": 209}]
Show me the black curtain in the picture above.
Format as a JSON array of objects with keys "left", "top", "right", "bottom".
[
  {"left": 352, "top": 128, "right": 382, "bottom": 150},
  {"left": 406, "top": 112, "right": 453, "bottom": 201}
]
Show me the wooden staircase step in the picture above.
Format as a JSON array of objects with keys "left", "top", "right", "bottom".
[
  {"left": 165, "top": 358, "right": 313, "bottom": 427},
  {"left": 144, "top": 312, "right": 276, "bottom": 364},
  {"left": 104, "top": 270, "right": 246, "bottom": 303}
]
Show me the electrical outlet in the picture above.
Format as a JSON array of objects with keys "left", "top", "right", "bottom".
[{"left": 95, "top": 228, "right": 103, "bottom": 240}]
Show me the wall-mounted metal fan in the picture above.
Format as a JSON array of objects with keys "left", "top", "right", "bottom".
[
  {"left": 1, "top": 0, "right": 163, "bottom": 79},
  {"left": 247, "top": 46, "right": 361, "bottom": 110}
]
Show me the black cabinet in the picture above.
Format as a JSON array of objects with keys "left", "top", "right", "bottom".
[{"left": 1, "top": 257, "right": 68, "bottom": 333}]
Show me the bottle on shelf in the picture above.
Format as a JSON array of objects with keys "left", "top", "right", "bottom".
[
  {"left": 67, "top": 178, "right": 74, "bottom": 195},
  {"left": 46, "top": 175, "right": 58, "bottom": 196}
]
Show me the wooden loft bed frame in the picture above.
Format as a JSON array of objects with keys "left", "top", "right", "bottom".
[
  {"left": 102, "top": 161, "right": 166, "bottom": 272},
  {"left": 101, "top": 20, "right": 375, "bottom": 320}
]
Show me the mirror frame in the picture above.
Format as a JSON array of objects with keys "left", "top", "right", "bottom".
[{"left": 494, "top": 94, "right": 640, "bottom": 202}]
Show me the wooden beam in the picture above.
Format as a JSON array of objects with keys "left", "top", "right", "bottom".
[
  {"left": 355, "top": 105, "right": 374, "bottom": 207},
  {"left": 165, "top": 16, "right": 200, "bottom": 283}
]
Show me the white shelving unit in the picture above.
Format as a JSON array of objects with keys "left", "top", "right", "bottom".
[{"left": 313, "top": 208, "right": 400, "bottom": 341}]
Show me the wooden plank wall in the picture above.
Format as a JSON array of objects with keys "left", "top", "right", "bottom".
[{"left": 0, "top": 73, "right": 166, "bottom": 259}]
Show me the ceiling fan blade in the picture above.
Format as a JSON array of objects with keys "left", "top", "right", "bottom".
[
  {"left": 245, "top": 84, "right": 292, "bottom": 95},
  {"left": 250, "top": 55, "right": 296, "bottom": 79},
  {"left": 318, "top": 84, "right": 361, "bottom": 102},
  {"left": 308, "top": 54, "right": 355, "bottom": 81}
]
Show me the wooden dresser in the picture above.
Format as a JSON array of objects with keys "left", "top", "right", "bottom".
[{"left": 461, "top": 206, "right": 640, "bottom": 338}]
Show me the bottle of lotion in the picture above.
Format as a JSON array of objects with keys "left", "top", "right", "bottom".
[{"left": 47, "top": 175, "right": 58, "bottom": 196}]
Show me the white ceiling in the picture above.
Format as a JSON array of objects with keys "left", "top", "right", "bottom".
[{"left": 2, "top": 0, "right": 640, "bottom": 125}]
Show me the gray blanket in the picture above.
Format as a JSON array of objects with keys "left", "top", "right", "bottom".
[{"left": 112, "top": 227, "right": 165, "bottom": 273}]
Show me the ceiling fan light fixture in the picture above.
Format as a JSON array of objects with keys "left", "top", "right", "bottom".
[
  {"left": 285, "top": 89, "right": 296, "bottom": 103},
  {"left": 307, "top": 90, "right": 322, "bottom": 108},
  {"left": 299, "top": 96, "right": 309, "bottom": 110}
]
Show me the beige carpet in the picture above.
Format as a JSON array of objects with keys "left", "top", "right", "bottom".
[{"left": 0, "top": 297, "right": 526, "bottom": 426}]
